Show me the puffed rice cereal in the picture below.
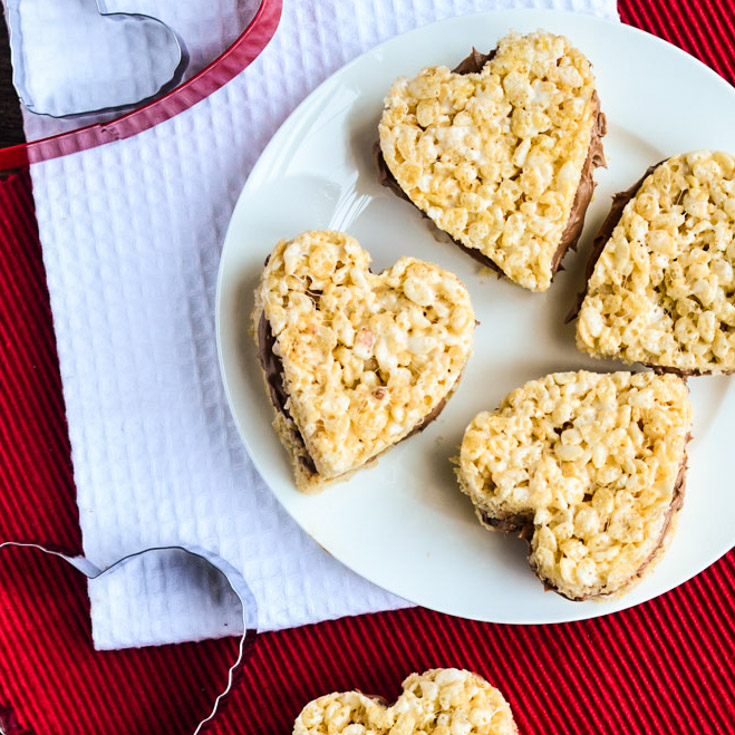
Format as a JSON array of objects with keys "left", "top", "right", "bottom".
[
  {"left": 379, "top": 30, "right": 605, "bottom": 292},
  {"left": 252, "top": 231, "right": 475, "bottom": 493},
  {"left": 456, "top": 371, "right": 692, "bottom": 600},
  {"left": 293, "top": 668, "right": 518, "bottom": 735},
  {"left": 577, "top": 151, "right": 735, "bottom": 374}
]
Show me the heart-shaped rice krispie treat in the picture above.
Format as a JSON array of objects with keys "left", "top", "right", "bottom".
[
  {"left": 293, "top": 668, "right": 518, "bottom": 735},
  {"left": 575, "top": 151, "right": 735, "bottom": 375},
  {"left": 377, "top": 29, "right": 606, "bottom": 292},
  {"left": 456, "top": 371, "right": 692, "bottom": 600},
  {"left": 253, "top": 231, "right": 475, "bottom": 493}
]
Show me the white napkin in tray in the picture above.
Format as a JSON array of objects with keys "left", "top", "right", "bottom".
[{"left": 29, "top": 0, "right": 619, "bottom": 649}]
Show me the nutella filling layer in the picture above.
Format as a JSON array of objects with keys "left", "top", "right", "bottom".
[
  {"left": 375, "top": 47, "right": 607, "bottom": 279},
  {"left": 630, "top": 449, "right": 687, "bottom": 583},
  {"left": 258, "top": 312, "right": 318, "bottom": 475},
  {"left": 257, "top": 311, "right": 453, "bottom": 480}
]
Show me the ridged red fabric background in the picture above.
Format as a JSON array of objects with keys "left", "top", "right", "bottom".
[{"left": 1, "top": 1, "right": 734, "bottom": 734}]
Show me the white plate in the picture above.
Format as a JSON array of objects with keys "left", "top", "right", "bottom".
[{"left": 216, "top": 10, "right": 735, "bottom": 624}]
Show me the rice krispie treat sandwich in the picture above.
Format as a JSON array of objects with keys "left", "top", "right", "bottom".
[
  {"left": 252, "top": 230, "right": 475, "bottom": 493},
  {"left": 293, "top": 668, "right": 518, "bottom": 735},
  {"left": 456, "top": 371, "right": 693, "bottom": 601},
  {"left": 574, "top": 151, "right": 735, "bottom": 375},
  {"left": 377, "top": 29, "right": 607, "bottom": 292}
]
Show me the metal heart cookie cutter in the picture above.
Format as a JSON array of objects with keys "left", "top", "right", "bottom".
[
  {"left": 0, "top": 541, "right": 258, "bottom": 735},
  {"left": 6, "top": 0, "right": 185, "bottom": 117}
]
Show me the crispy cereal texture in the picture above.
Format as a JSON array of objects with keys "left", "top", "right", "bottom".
[
  {"left": 252, "top": 231, "right": 474, "bottom": 493},
  {"left": 577, "top": 151, "right": 735, "bottom": 374},
  {"left": 457, "top": 371, "right": 692, "bottom": 600},
  {"left": 293, "top": 668, "right": 518, "bottom": 735},
  {"left": 379, "top": 30, "right": 603, "bottom": 292}
]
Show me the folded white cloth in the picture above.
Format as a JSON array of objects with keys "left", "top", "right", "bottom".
[{"left": 29, "top": 0, "right": 619, "bottom": 649}]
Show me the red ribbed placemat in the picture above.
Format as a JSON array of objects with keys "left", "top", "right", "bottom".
[{"left": 1, "top": 2, "right": 734, "bottom": 734}]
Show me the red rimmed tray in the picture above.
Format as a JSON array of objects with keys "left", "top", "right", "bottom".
[{"left": 0, "top": 0, "right": 282, "bottom": 170}]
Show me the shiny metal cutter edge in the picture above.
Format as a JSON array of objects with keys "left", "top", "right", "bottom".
[
  {"left": 5, "top": 0, "right": 184, "bottom": 118},
  {"left": 0, "top": 541, "right": 258, "bottom": 735}
]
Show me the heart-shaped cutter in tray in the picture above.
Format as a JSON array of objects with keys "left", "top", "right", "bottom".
[
  {"left": 0, "top": 541, "right": 258, "bottom": 735},
  {"left": 0, "top": 0, "right": 282, "bottom": 169},
  {"left": 6, "top": 0, "right": 183, "bottom": 117}
]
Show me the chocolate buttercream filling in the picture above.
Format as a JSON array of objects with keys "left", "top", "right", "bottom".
[
  {"left": 631, "top": 450, "right": 687, "bottom": 582},
  {"left": 553, "top": 98, "right": 607, "bottom": 270},
  {"left": 451, "top": 47, "right": 497, "bottom": 74},
  {"left": 476, "top": 444, "right": 688, "bottom": 601},
  {"left": 257, "top": 312, "right": 452, "bottom": 480},
  {"left": 258, "top": 312, "right": 318, "bottom": 475},
  {"left": 375, "top": 47, "right": 607, "bottom": 280}
]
